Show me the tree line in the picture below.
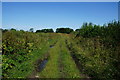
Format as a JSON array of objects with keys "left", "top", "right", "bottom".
[
  {"left": 1, "top": 21, "right": 120, "bottom": 39},
  {"left": 1, "top": 28, "right": 74, "bottom": 34}
]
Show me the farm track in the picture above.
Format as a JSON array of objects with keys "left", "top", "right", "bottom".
[
  {"left": 58, "top": 43, "right": 66, "bottom": 78},
  {"left": 36, "top": 34, "right": 82, "bottom": 78},
  {"left": 28, "top": 34, "right": 89, "bottom": 78}
]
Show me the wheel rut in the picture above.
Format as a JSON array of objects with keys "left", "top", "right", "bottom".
[{"left": 28, "top": 42, "right": 57, "bottom": 78}]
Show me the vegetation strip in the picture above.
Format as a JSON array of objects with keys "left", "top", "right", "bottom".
[
  {"left": 58, "top": 36, "right": 81, "bottom": 78},
  {"left": 65, "top": 39, "right": 90, "bottom": 79}
]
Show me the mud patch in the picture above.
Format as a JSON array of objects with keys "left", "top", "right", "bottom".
[
  {"left": 50, "top": 41, "right": 57, "bottom": 48},
  {"left": 36, "top": 58, "right": 48, "bottom": 72},
  {"left": 50, "top": 45, "right": 54, "bottom": 48},
  {"left": 28, "top": 54, "right": 49, "bottom": 78}
]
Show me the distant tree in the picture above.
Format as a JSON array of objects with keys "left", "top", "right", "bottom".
[
  {"left": 29, "top": 28, "right": 34, "bottom": 32},
  {"left": 82, "top": 22, "right": 88, "bottom": 28},
  {"left": 2, "top": 29, "right": 8, "bottom": 33},
  {"left": 36, "top": 29, "right": 54, "bottom": 33},
  {"left": 75, "top": 29, "right": 80, "bottom": 32},
  {"left": 11, "top": 28, "right": 16, "bottom": 31},
  {"left": 36, "top": 30, "right": 42, "bottom": 33},
  {"left": 56, "top": 28, "right": 73, "bottom": 34},
  {"left": 20, "top": 29, "right": 25, "bottom": 32}
]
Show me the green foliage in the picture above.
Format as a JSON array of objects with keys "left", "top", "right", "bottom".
[
  {"left": 70, "top": 21, "right": 120, "bottom": 79},
  {"left": 29, "top": 28, "right": 34, "bottom": 32},
  {"left": 11, "top": 28, "right": 16, "bottom": 31},
  {"left": 76, "top": 21, "right": 120, "bottom": 40},
  {"left": 2, "top": 29, "right": 8, "bottom": 33},
  {"left": 2, "top": 30, "right": 57, "bottom": 78},
  {"left": 56, "top": 28, "right": 73, "bottom": 34},
  {"left": 36, "top": 29, "right": 54, "bottom": 33}
]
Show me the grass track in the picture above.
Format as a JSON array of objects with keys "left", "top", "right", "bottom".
[{"left": 38, "top": 34, "right": 82, "bottom": 78}]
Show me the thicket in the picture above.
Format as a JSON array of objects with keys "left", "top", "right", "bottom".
[{"left": 69, "top": 21, "right": 120, "bottom": 79}]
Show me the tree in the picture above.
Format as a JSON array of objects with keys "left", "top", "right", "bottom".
[
  {"left": 36, "top": 29, "right": 54, "bottom": 33},
  {"left": 11, "top": 28, "right": 16, "bottom": 31},
  {"left": 2, "top": 29, "right": 8, "bottom": 33},
  {"left": 56, "top": 28, "right": 73, "bottom": 34},
  {"left": 29, "top": 28, "right": 34, "bottom": 32},
  {"left": 75, "top": 29, "right": 80, "bottom": 32},
  {"left": 20, "top": 29, "right": 25, "bottom": 32}
]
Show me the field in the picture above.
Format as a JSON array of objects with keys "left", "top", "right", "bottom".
[
  {"left": 1, "top": 21, "right": 120, "bottom": 79},
  {"left": 2, "top": 31, "right": 83, "bottom": 78}
]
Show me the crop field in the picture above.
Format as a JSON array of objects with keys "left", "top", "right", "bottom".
[{"left": 1, "top": 21, "right": 120, "bottom": 79}]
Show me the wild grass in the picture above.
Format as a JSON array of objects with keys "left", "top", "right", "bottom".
[{"left": 38, "top": 34, "right": 81, "bottom": 78}]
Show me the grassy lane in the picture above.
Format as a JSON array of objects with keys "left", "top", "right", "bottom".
[
  {"left": 38, "top": 34, "right": 81, "bottom": 78},
  {"left": 59, "top": 35, "right": 81, "bottom": 78}
]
